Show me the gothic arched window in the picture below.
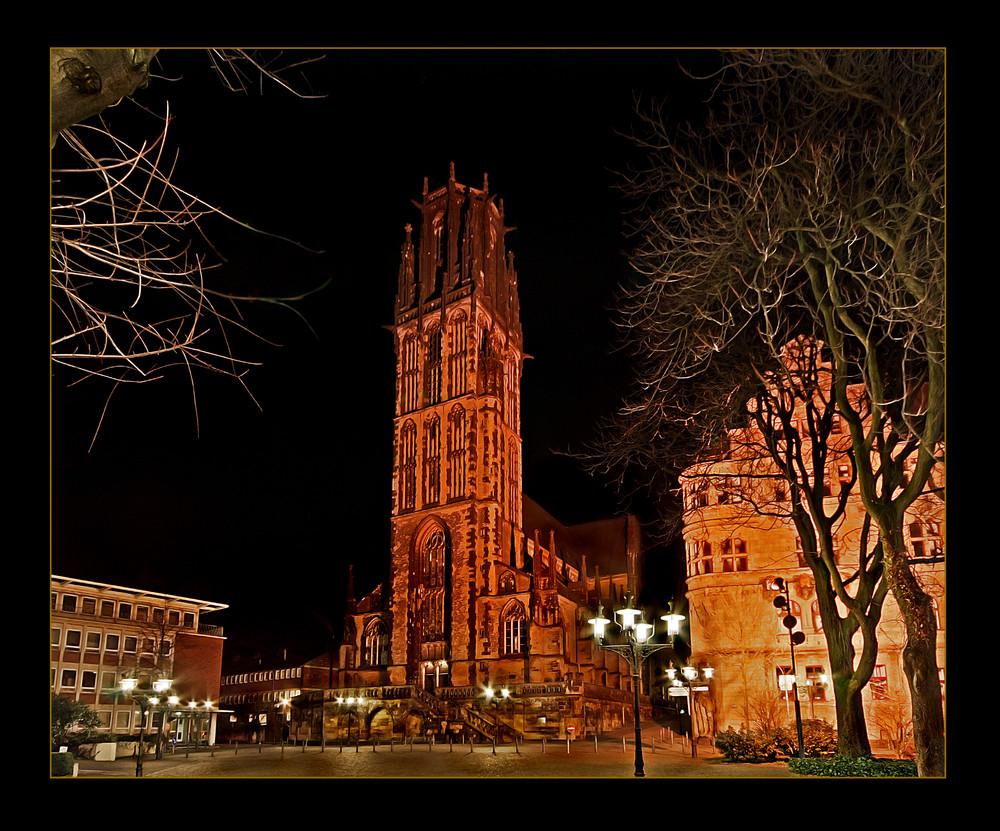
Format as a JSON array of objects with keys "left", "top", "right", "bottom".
[
  {"left": 424, "top": 415, "right": 441, "bottom": 505},
  {"left": 501, "top": 601, "right": 527, "bottom": 655},
  {"left": 447, "top": 405, "right": 466, "bottom": 500},
  {"left": 400, "top": 420, "right": 417, "bottom": 511},
  {"left": 417, "top": 526, "right": 449, "bottom": 641},
  {"left": 426, "top": 326, "right": 443, "bottom": 405},
  {"left": 447, "top": 312, "right": 468, "bottom": 398},
  {"left": 363, "top": 618, "right": 389, "bottom": 667},
  {"left": 498, "top": 571, "right": 516, "bottom": 594},
  {"left": 401, "top": 334, "right": 419, "bottom": 413}
]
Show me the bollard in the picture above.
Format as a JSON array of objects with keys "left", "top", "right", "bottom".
[
  {"left": 594, "top": 735, "right": 599, "bottom": 753},
  {"left": 622, "top": 736, "right": 626, "bottom": 754},
  {"left": 541, "top": 737, "right": 546, "bottom": 754},
  {"left": 567, "top": 738, "right": 571, "bottom": 754}
]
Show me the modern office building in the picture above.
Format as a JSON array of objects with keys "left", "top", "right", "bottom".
[{"left": 51, "top": 575, "right": 227, "bottom": 744}]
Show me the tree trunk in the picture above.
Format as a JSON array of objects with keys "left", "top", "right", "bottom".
[
  {"left": 50, "top": 48, "right": 160, "bottom": 146},
  {"left": 831, "top": 673, "right": 872, "bottom": 758},
  {"left": 883, "top": 530, "right": 945, "bottom": 776}
]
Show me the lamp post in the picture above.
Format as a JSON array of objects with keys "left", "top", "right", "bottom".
[
  {"left": 119, "top": 675, "right": 174, "bottom": 777},
  {"left": 335, "top": 696, "right": 364, "bottom": 745},
  {"left": 665, "top": 664, "right": 713, "bottom": 757},
  {"left": 483, "top": 685, "right": 510, "bottom": 753},
  {"left": 770, "top": 576, "right": 805, "bottom": 759},
  {"left": 588, "top": 592, "right": 676, "bottom": 777}
]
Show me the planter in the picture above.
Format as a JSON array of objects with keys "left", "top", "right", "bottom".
[{"left": 94, "top": 742, "right": 117, "bottom": 761}]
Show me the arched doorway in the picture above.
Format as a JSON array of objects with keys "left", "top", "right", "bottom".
[
  {"left": 403, "top": 710, "right": 424, "bottom": 738},
  {"left": 370, "top": 708, "right": 394, "bottom": 740}
]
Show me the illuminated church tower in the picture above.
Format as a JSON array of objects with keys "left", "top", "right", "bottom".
[
  {"left": 388, "top": 164, "right": 524, "bottom": 690},
  {"left": 315, "top": 167, "right": 651, "bottom": 744}
]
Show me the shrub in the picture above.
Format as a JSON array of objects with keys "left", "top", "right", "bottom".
[
  {"left": 788, "top": 755, "right": 918, "bottom": 777},
  {"left": 715, "top": 727, "right": 781, "bottom": 763},
  {"left": 51, "top": 752, "right": 74, "bottom": 777},
  {"left": 716, "top": 720, "right": 837, "bottom": 763}
]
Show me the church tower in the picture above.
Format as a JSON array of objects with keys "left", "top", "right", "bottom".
[{"left": 388, "top": 165, "right": 524, "bottom": 691}]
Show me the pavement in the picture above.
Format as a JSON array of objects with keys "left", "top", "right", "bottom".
[{"left": 61, "top": 723, "right": 802, "bottom": 779}]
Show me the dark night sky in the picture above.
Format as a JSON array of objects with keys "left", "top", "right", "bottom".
[{"left": 50, "top": 48, "right": 715, "bottom": 659}]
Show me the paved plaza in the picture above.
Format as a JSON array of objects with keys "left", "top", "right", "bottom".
[{"left": 67, "top": 730, "right": 801, "bottom": 779}]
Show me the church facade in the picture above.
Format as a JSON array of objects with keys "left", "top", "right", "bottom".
[{"left": 291, "top": 169, "right": 670, "bottom": 743}]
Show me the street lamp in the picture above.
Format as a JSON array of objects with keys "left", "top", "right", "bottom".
[
  {"left": 483, "top": 685, "right": 511, "bottom": 753},
  {"left": 335, "top": 696, "right": 364, "bottom": 745},
  {"left": 119, "top": 675, "right": 175, "bottom": 777},
  {"left": 588, "top": 592, "right": 675, "bottom": 777},
  {"left": 665, "top": 663, "right": 713, "bottom": 756},
  {"left": 770, "top": 576, "right": 805, "bottom": 759}
]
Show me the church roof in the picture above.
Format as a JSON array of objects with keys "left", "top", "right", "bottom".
[{"left": 522, "top": 494, "right": 631, "bottom": 577}]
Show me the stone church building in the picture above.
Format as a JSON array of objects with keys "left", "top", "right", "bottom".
[{"left": 291, "top": 168, "right": 668, "bottom": 744}]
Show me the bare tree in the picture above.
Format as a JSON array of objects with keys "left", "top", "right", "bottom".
[
  {"left": 595, "top": 49, "right": 944, "bottom": 775},
  {"left": 50, "top": 48, "right": 325, "bottom": 444}
]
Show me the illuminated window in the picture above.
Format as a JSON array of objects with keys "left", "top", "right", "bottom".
[
  {"left": 448, "top": 405, "right": 467, "bottom": 500},
  {"left": 692, "top": 483, "right": 710, "bottom": 508},
  {"left": 401, "top": 334, "right": 419, "bottom": 413},
  {"left": 499, "top": 571, "right": 516, "bottom": 593},
  {"left": 61, "top": 669, "right": 77, "bottom": 688},
  {"left": 909, "top": 521, "right": 943, "bottom": 560},
  {"left": 501, "top": 602, "right": 527, "bottom": 655},
  {"left": 82, "top": 597, "right": 96, "bottom": 615},
  {"left": 721, "top": 538, "right": 748, "bottom": 572},
  {"left": 86, "top": 631, "right": 101, "bottom": 651},
  {"left": 871, "top": 665, "right": 889, "bottom": 700},
  {"left": 400, "top": 420, "right": 417, "bottom": 511},
  {"left": 424, "top": 415, "right": 441, "bottom": 505},
  {"left": 363, "top": 619, "right": 389, "bottom": 667},
  {"left": 447, "top": 312, "right": 468, "bottom": 397},
  {"left": 698, "top": 540, "right": 713, "bottom": 574},
  {"left": 426, "top": 326, "right": 443, "bottom": 405},
  {"left": 806, "top": 666, "right": 827, "bottom": 700}
]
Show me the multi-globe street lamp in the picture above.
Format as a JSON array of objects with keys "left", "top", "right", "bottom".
[
  {"left": 664, "top": 663, "right": 713, "bottom": 757},
  {"left": 588, "top": 592, "right": 680, "bottom": 777},
  {"left": 335, "top": 695, "right": 365, "bottom": 745},
  {"left": 119, "top": 675, "right": 176, "bottom": 777},
  {"left": 484, "top": 685, "right": 511, "bottom": 753}
]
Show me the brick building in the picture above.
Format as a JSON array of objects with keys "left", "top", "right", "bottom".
[
  {"left": 218, "top": 649, "right": 335, "bottom": 743},
  {"left": 51, "top": 575, "right": 227, "bottom": 744},
  {"left": 676, "top": 341, "right": 945, "bottom": 751},
  {"left": 292, "top": 168, "right": 670, "bottom": 744}
]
